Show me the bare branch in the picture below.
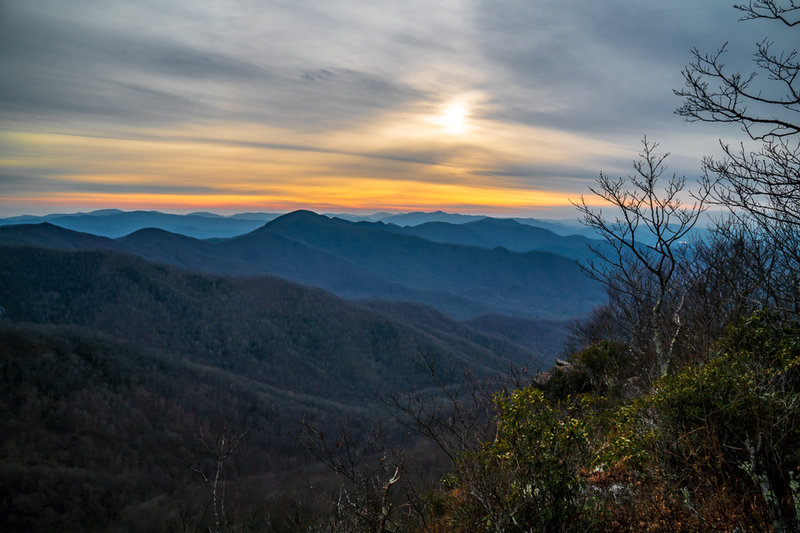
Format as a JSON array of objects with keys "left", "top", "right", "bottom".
[
  {"left": 574, "top": 138, "right": 712, "bottom": 377},
  {"left": 734, "top": 0, "right": 800, "bottom": 26}
]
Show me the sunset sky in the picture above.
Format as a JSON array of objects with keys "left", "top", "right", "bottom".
[{"left": 0, "top": 1, "right": 770, "bottom": 217}]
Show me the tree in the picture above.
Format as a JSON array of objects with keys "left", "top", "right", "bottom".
[
  {"left": 674, "top": 0, "right": 800, "bottom": 314},
  {"left": 574, "top": 138, "right": 713, "bottom": 378},
  {"left": 178, "top": 404, "right": 252, "bottom": 533}
]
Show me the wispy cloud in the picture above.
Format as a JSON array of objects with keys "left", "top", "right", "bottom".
[{"left": 0, "top": 0, "right": 763, "bottom": 216}]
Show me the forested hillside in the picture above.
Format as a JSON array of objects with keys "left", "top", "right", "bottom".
[
  {"left": 1, "top": 323, "right": 284, "bottom": 531},
  {"left": 0, "top": 245, "right": 537, "bottom": 399},
  {"left": 0, "top": 244, "right": 546, "bottom": 530}
]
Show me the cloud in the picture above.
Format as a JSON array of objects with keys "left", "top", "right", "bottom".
[
  {"left": 471, "top": 0, "right": 755, "bottom": 135},
  {"left": 0, "top": 1, "right": 423, "bottom": 132},
  {"left": 0, "top": 0, "right": 769, "bottom": 215},
  {"left": 0, "top": 172, "right": 224, "bottom": 196},
  {"left": 0, "top": 1, "right": 759, "bottom": 136}
]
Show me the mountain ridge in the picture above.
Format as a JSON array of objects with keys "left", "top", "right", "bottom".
[
  {"left": 0, "top": 214, "right": 606, "bottom": 320},
  {"left": 0, "top": 208, "right": 594, "bottom": 239}
]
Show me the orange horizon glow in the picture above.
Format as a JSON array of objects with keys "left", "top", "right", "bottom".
[
  {"left": 1, "top": 96, "right": 632, "bottom": 218},
  {"left": 0, "top": 180, "right": 581, "bottom": 214}
]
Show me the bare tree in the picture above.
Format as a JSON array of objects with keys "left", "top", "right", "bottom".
[
  {"left": 296, "top": 419, "right": 411, "bottom": 533},
  {"left": 175, "top": 407, "right": 250, "bottom": 533},
  {"left": 675, "top": 0, "right": 799, "bottom": 140},
  {"left": 188, "top": 421, "right": 248, "bottom": 533},
  {"left": 574, "top": 138, "right": 713, "bottom": 378},
  {"left": 675, "top": 0, "right": 800, "bottom": 314}
]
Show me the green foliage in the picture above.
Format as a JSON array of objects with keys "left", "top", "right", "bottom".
[
  {"left": 574, "top": 341, "right": 629, "bottom": 386},
  {"left": 546, "top": 365, "right": 593, "bottom": 399},
  {"left": 447, "top": 388, "right": 599, "bottom": 532},
  {"left": 549, "top": 341, "right": 634, "bottom": 400},
  {"left": 652, "top": 312, "right": 800, "bottom": 466},
  {"left": 650, "top": 312, "right": 800, "bottom": 530},
  {"left": 476, "top": 312, "right": 800, "bottom": 531},
  {"left": 589, "top": 398, "right": 653, "bottom": 472}
]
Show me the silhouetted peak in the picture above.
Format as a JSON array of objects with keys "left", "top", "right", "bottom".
[
  {"left": 0, "top": 221, "right": 119, "bottom": 250},
  {"left": 34, "top": 222, "right": 61, "bottom": 230},
  {"left": 242, "top": 209, "right": 331, "bottom": 236},
  {"left": 267, "top": 210, "right": 328, "bottom": 226},
  {"left": 118, "top": 227, "right": 201, "bottom": 243}
]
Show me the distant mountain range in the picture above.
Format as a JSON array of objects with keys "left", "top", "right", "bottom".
[
  {"left": 0, "top": 208, "right": 595, "bottom": 239},
  {"left": 383, "top": 217, "right": 603, "bottom": 261},
  {"left": 0, "top": 209, "right": 281, "bottom": 239},
  {"left": 0, "top": 210, "right": 606, "bottom": 319}
]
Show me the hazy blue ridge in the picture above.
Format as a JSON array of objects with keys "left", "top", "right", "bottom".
[{"left": 0, "top": 211, "right": 607, "bottom": 320}]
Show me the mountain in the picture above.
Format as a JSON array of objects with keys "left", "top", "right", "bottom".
[
  {"left": 245, "top": 211, "right": 605, "bottom": 319},
  {"left": 360, "top": 300, "right": 564, "bottom": 370},
  {"left": 0, "top": 221, "right": 122, "bottom": 250},
  {"left": 324, "top": 211, "right": 395, "bottom": 222},
  {"left": 0, "top": 208, "right": 603, "bottom": 240},
  {"left": 0, "top": 208, "right": 124, "bottom": 225},
  {"left": 386, "top": 217, "right": 605, "bottom": 260},
  {"left": 0, "top": 215, "right": 602, "bottom": 529},
  {"left": 0, "top": 209, "right": 281, "bottom": 239},
  {"left": 511, "top": 217, "right": 598, "bottom": 237},
  {"left": 0, "top": 245, "right": 538, "bottom": 398},
  {"left": 0, "top": 213, "right": 606, "bottom": 320},
  {"left": 122, "top": 222, "right": 418, "bottom": 300},
  {"left": 371, "top": 210, "right": 596, "bottom": 238},
  {"left": 377, "top": 210, "right": 487, "bottom": 226}
]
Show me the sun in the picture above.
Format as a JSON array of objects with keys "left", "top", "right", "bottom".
[{"left": 439, "top": 102, "right": 469, "bottom": 135}]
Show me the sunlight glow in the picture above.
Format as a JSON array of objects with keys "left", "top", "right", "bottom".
[{"left": 439, "top": 102, "right": 469, "bottom": 135}]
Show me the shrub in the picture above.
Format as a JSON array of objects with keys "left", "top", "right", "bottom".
[
  {"left": 446, "top": 388, "right": 599, "bottom": 532},
  {"left": 651, "top": 312, "right": 800, "bottom": 531}
]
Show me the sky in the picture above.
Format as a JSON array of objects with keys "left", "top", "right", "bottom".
[{"left": 0, "top": 0, "right": 775, "bottom": 217}]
